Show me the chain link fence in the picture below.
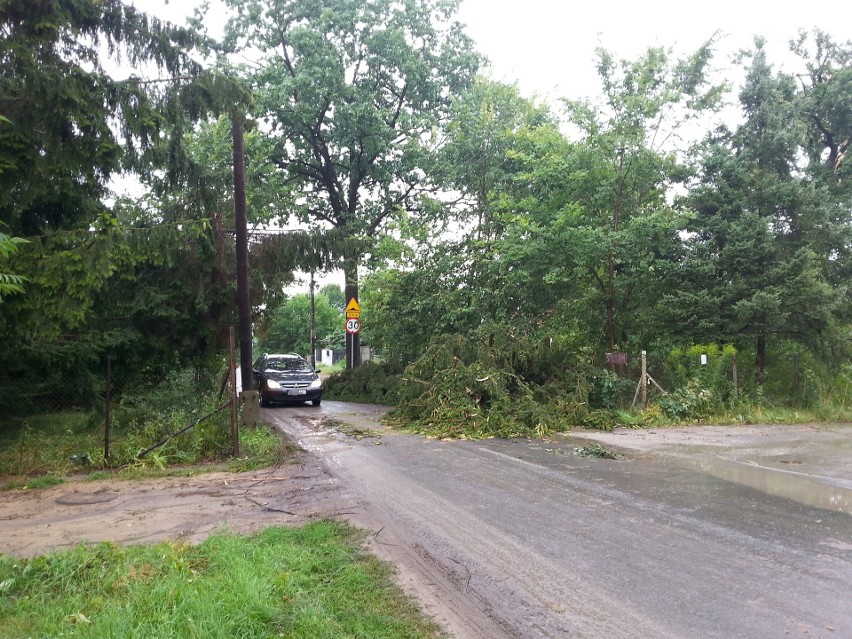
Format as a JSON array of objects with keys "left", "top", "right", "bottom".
[{"left": 1, "top": 348, "right": 240, "bottom": 475}]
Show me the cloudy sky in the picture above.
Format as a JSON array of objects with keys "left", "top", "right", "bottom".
[
  {"left": 455, "top": 0, "right": 851, "bottom": 101},
  {"left": 144, "top": 0, "right": 851, "bottom": 105}
]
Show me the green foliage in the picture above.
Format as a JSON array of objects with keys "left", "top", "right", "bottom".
[
  {"left": 386, "top": 329, "right": 594, "bottom": 439},
  {"left": 0, "top": 366, "right": 276, "bottom": 483},
  {"left": 0, "top": 523, "right": 441, "bottom": 639},
  {"left": 259, "top": 292, "right": 343, "bottom": 356},
  {"left": 658, "top": 381, "right": 717, "bottom": 422},
  {"left": 220, "top": 0, "right": 480, "bottom": 299},
  {"left": 665, "top": 37, "right": 850, "bottom": 383},
  {"left": 0, "top": 229, "right": 26, "bottom": 299},
  {"left": 0, "top": 0, "right": 211, "bottom": 236},
  {"left": 228, "top": 425, "right": 297, "bottom": 472},
  {"left": 107, "top": 368, "right": 231, "bottom": 466},
  {"left": 580, "top": 409, "right": 626, "bottom": 432},
  {"left": 0, "top": 412, "right": 95, "bottom": 478},
  {"left": 588, "top": 369, "right": 635, "bottom": 410},
  {"left": 0, "top": 211, "right": 238, "bottom": 416},
  {"left": 573, "top": 443, "right": 621, "bottom": 459},
  {"left": 323, "top": 362, "right": 404, "bottom": 406}
]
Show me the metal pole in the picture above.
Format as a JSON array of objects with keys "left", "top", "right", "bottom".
[{"left": 229, "top": 326, "right": 239, "bottom": 457}]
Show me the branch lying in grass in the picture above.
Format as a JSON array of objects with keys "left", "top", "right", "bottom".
[{"left": 134, "top": 402, "right": 229, "bottom": 460}]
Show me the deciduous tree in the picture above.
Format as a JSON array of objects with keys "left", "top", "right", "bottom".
[{"left": 219, "top": 0, "right": 479, "bottom": 367}]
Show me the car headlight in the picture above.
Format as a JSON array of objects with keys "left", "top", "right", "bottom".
[
  {"left": 309, "top": 378, "right": 322, "bottom": 389},
  {"left": 266, "top": 380, "right": 282, "bottom": 390}
]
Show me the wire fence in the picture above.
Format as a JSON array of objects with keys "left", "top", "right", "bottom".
[{"left": 0, "top": 335, "right": 242, "bottom": 471}]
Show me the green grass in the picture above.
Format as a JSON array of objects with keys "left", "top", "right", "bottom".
[
  {"left": 0, "top": 412, "right": 97, "bottom": 478},
  {"left": 0, "top": 409, "right": 294, "bottom": 489},
  {"left": 0, "top": 521, "right": 443, "bottom": 639}
]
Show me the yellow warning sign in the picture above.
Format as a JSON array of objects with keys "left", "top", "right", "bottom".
[{"left": 345, "top": 297, "right": 361, "bottom": 319}]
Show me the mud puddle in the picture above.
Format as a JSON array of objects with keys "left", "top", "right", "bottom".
[{"left": 698, "top": 457, "right": 852, "bottom": 515}]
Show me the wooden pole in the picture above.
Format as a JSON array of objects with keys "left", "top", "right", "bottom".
[
  {"left": 229, "top": 326, "right": 239, "bottom": 457},
  {"left": 310, "top": 270, "right": 316, "bottom": 367},
  {"left": 732, "top": 353, "right": 738, "bottom": 400},
  {"left": 104, "top": 355, "right": 112, "bottom": 464},
  {"left": 641, "top": 350, "right": 648, "bottom": 409},
  {"left": 233, "top": 116, "right": 253, "bottom": 392}
]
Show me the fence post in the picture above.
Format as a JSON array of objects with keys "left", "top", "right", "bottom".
[
  {"left": 792, "top": 352, "right": 801, "bottom": 397},
  {"left": 104, "top": 355, "right": 112, "bottom": 464},
  {"left": 732, "top": 354, "right": 738, "bottom": 400},
  {"left": 641, "top": 350, "right": 648, "bottom": 409},
  {"left": 229, "top": 326, "right": 240, "bottom": 457}
]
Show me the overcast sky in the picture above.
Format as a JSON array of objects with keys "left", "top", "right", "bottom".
[
  {"left": 145, "top": 0, "right": 852, "bottom": 105},
  {"left": 455, "top": 0, "right": 852, "bottom": 102},
  {"left": 137, "top": 0, "right": 850, "bottom": 290}
]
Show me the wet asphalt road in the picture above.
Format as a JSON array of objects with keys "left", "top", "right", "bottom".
[{"left": 265, "top": 403, "right": 852, "bottom": 639}]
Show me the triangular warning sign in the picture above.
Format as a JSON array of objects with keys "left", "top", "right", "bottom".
[{"left": 346, "top": 297, "right": 361, "bottom": 317}]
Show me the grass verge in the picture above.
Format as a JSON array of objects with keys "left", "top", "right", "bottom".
[
  {"left": 0, "top": 413, "right": 292, "bottom": 490},
  {"left": 0, "top": 521, "right": 443, "bottom": 639}
]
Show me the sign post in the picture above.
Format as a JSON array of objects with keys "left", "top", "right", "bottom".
[{"left": 345, "top": 298, "right": 362, "bottom": 367}]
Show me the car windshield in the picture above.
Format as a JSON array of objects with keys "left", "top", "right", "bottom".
[{"left": 266, "top": 358, "right": 312, "bottom": 373}]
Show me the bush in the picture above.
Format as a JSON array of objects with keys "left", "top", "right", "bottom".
[
  {"left": 385, "top": 328, "right": 594, "bottom": 439},
  {"left": 659, "top": 381, "right": 716, "bottom": 421},
  {"left": 323, "top": 361, "right": 404, "bottom": 405}
]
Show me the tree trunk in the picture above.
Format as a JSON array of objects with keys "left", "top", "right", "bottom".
[{"left": 755, "top": 333, "right": 767, "bottom": 386}]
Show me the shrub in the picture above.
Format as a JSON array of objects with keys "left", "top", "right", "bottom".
[
  {"left": 323, "top": 361, "right": 404, "bottom": 405},
  {"left": 386, "top": 328, "right": 594, "bottom": 438}
]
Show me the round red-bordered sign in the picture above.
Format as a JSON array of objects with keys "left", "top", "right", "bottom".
[{"left": 345, "top": 318, "right": 361, "bottom": 334}]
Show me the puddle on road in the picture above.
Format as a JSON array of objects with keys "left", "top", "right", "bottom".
[{"left": 698, "top": 459, "right": 852, "bottom": 516}]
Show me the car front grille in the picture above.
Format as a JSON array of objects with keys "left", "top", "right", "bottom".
[{"left": 279, "top": 381, "right": 311, "bottom": 389}]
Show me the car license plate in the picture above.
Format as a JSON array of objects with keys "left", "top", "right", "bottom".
[{"left": 288, "top": 389, "right": 306, "bottom": 396}]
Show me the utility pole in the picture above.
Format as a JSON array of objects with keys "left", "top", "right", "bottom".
[
  {"left": 233, "top": 115, "right": 252, "bottom": 392},
  {"left": 309, "top": 270, "right": 317, "bottom": 367}
]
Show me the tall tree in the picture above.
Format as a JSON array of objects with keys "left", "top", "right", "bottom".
[
  {"left": 668, "top": 39, "right": 840, "bottom": 383},
  {"left": 0, "top": 0, "right": 210, "bottom": 235},
  {"left": 543, "top": 42, "right": 723, "bottom": 352},
  {"left": 0, "top": 1, "right": 248, "bottom": 409},
  {"left": 220, "top": 0, "right": 479, "bottom": 367}
]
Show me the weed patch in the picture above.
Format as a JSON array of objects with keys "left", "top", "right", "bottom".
[{"left": 573, "top": 443, "right": 621, "bottom": 459}]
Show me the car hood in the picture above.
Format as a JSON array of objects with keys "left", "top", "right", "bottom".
[{"left": 264, "top": 370, "right": 317, "bottom": 383}]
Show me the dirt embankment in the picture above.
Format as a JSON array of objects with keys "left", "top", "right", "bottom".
[{"left": 0, "top": 454, "right": 349, "bottom": 557}]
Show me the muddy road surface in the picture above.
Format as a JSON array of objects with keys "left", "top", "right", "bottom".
[
  {"left": 265, "top": 404, "right": 851, "bottom": 639},
  {"left": 1, "top": 403, "right": 850, "bottom": 639}
]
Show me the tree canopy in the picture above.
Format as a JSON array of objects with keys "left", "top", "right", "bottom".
[{"left": 0, "top": 0, "right": 849, "bottom": 422}]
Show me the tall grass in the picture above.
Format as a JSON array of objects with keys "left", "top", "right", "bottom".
[
  {"left": 0, "top": 411, "right": 289, "bottom": 487},
  {"left": 0, "top": 522, "right": 441, "bottom": 639}
]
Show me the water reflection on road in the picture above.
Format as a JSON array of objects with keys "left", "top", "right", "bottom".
[{"left": 699, "top": 457, "right": 851, "bottom": 515}]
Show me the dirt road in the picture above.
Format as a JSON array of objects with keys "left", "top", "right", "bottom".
[
  {"left": 2, "top": 403, "right": 850, "bottom": 639},
  {"left": 263, "top": 405, "right": 851, "bottom": 639}
]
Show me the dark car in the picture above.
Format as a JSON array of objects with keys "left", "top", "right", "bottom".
[{"left": 253, "top": 353, "right": 323, "bottom": 407}]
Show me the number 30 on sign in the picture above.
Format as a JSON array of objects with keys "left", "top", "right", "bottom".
[{"left": 346, "top": 318, "right": 361, "bottom": 334}]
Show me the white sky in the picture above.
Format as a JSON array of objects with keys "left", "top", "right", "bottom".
[
  {"left": 455, "top": 0, "right": 852, "bottom": 103},
  {"left": 135, "top": 0, "right": 851, "bottom": 291},
  {"left": 142, "top": 0, "right": 852, "bottom": 106}
]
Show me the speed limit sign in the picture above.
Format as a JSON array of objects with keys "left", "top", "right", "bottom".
[{"left": 345, "top": 318, "right": 361, "bottom": 334}]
